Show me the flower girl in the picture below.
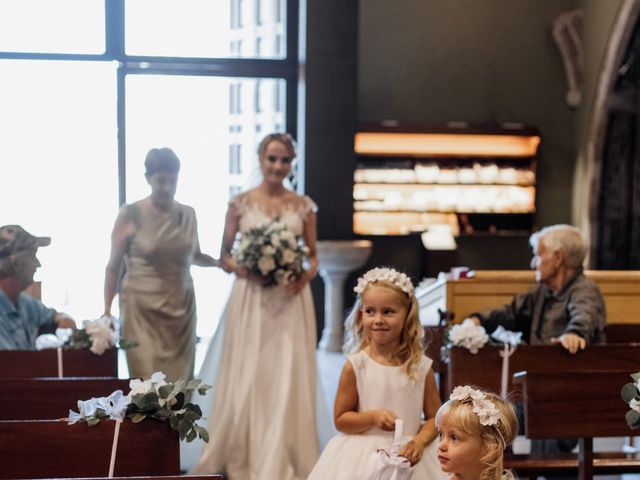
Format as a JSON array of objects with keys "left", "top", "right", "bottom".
[
  {"left": 308, "top": 267, "right": 448, "bottom": 479},
  {"left": 436, "top": 386, "right": 519, "bottom": 480}
]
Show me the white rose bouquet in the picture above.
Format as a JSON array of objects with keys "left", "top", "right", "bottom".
[{"left": 235, "top": 220, "right": 309, "bottom": 287}]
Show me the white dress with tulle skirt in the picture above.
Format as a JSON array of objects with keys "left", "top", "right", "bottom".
[
  {"left": 184, "top": 193, "right": 321, "bottom": 480},
  {"left": 308, "top": 351, "right": 448, "bottom": 480}
]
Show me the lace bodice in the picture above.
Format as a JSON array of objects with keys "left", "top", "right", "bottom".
[{"left": 230, "top": 192, "right": 317, "bottom": 236}]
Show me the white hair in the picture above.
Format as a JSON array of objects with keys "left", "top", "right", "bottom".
[{"left": 529, "top": 224, "right": 586, "bottom": 269}]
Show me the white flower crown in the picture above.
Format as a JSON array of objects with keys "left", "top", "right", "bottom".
[
  {"left": 450, "top": 385, "right": 501, "bottom": 426},
  {"left": 354, "top": 267, "right": 414, "bottom": 295}
]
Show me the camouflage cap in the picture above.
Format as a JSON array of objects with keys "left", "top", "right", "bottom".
[{"left": 0, "top": 225, "right": 51, "bottom": 258}]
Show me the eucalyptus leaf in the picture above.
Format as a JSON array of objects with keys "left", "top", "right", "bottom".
[
  {"left": 138, "top": 392, "right": 161, "bottom": 412},
  {"left": 177, "top": 418, "right": 193, "bottom": 440},
  {"left": 87, "top": 417, "right": 101, "bottom": 427},
  {"left": 130, "top": 413, "right": 147, "bottom": 424},
  {"left": 169, "top": 415, "right": 180, "bottom": 430},
  {"left": 622, "top": 383, "right": 638, "bottom": 403},
  {"left": 172, "top": 392, "right": 185, "bottom": 411},
  {"left": 186, "top": 428, "right": 197, "bottom": 442},
  {"left": 158, "top": 384, "right": 174, "bottom": 399},
  {"left": 626, "top": 409, "right": 640, "bottom": 429},
  {"left": 185, "top": 403, "right": 203, "bottom": 417},
  {"left": 195, "top": 424, "right": 209, "bottom": 443}
]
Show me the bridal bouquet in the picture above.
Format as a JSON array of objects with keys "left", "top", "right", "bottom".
[
  {"left": 235, "top": 220, "right": 309, "bottom": 287},
  {"left": 621, "top": 372, "right": 640, "bottom": 429},
  {"left": 447, "top": 318, "right": 489, "bottom": 354},
  {"left": 68, "top": 371, "right": 211, "bottom": 443}
]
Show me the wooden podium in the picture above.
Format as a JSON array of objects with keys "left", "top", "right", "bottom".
[{"left": 416, "top": 270, "right": 640, "bottom": 326}]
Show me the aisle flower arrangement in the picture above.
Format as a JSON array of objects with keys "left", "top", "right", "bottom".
[
  {"left": 621, "top": 372, "right": 640, "bottom": 429},
  {"left": 68, "top": 371, "right": 211, "bottom": 443},
  {"left": 447, "top": 318, "right": 489, "bottom": 354},
  {"left": 35, "top": 316, "right": 137, "bottom": 355},
  {"left": 235, "top": 220, "right": 309, "bottom": 287}
]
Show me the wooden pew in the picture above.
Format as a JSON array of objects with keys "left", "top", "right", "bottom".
[
  {"left": 424, "top": 325, "right": 448, "bottom": 400},
  {"left": 445, "top": 344, "right": 640, "bottom": 397},
  {"left": 0, "top": 348, "right": 117, "bottom": 378},
  {"left": 45, "top": 477, "right": 223, "bottom": 480},
  {"left": 511, "top": 370, "right": 640, "bottom": 479},
  {"left": 0, "top": 377, "right": 130, "bottom": 420},
  {"left": 0, "top": 419, "right": 180, "bottom": 479},
  {"left": 417, "top": 269, "right": 640, "bottom": 326}
]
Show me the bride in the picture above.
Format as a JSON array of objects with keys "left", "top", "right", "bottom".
[{"left": 188, "top": 133, "right": 320, "bottom": 479}]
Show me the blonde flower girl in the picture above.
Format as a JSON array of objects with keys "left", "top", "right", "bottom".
[
  {"left": 436, "top": 386, "right": 519, "bottom": 480},
  {"left": 308, "top": 267, "right": 448, "bottom": 479}
]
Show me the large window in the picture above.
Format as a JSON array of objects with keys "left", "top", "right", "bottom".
[{"left": 1, "top": 1, "right": 299, "bottom": 345}]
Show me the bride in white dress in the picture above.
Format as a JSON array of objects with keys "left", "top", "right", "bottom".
[{"left": 188, "top": 133, "right": 320, "bottom": 480}]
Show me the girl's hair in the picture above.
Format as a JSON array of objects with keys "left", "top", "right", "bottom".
[
  {"left": 144, "top": 147, "right": 181, "bottom": 176},
  {"left": 436, "top": 388, "right": 519, "bottom": 480},
  {"left": 257, "top": 132, "right": 298, "bottom": 160},
  {"left": 343, "top": 276, "right": 424, "bottom": 379}
]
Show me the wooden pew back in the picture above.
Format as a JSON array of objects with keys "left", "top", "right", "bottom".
[
  {"left": 0, "top": 377, "right": 130, "bottom": 420},
  {"left": 445, "top": 344, "right": 640, "bottom": 397},
  {"left": 514, "top": 370, "right": 631, "bottom": 438},
  {"left": 417, "top": 270, "right": 640, "bottom": 326},
  {"left": 0, "top": 419, "right": 179, "bottom": 479},
  {"left": 0, "top": 348, "right": 118, "bottom": 378}
]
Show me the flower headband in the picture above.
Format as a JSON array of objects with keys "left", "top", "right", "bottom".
[
  {"left": 449, "top": 385, "right": 501, "bottom": 426},
  {"left": 354, "top": 267, "right": 414, "bottom": 296}
]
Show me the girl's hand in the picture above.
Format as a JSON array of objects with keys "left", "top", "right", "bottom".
[
  {"left": 399, "top": 439, "right": 426, "bottom": 466},
  {"left": 370, "top": 409, "right": 397, "bottom": 431},
  {"left": 285, "top": 272, "right": 309, "bottom": 295}
]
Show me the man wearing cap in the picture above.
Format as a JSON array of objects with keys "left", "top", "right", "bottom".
[{"left": 0, "top": 225, "right": 75, "bottom": 350}]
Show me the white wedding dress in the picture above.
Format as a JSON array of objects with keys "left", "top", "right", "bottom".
[{"left": 182, "top": 193, "right": 322, "bottom": 480}]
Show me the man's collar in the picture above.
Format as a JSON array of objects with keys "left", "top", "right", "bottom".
[{"left": 544, "top": 267, "right": 583, "bottom": 297}]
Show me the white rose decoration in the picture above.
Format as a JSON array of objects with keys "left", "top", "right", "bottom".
[{"left": 258, "top": 256, "right": 276, "bottom": 275}]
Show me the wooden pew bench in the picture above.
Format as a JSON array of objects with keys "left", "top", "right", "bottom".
[
  {"left": 445, "top": 344, "right": 640, "bottom": 397},
  {"left": 44, "top": 477, "right": 223, "bottom": 480},
  {"left": 0, "top": 348, "right": 118, "bottom": 378},
  {"left": 510, "top": 370, "right": 640, "bottom": 479},
  {"left": 0, "top": 419, "right": 180, "bottom": 479},
  {"left": 0, "top": 377, "right": 130, "bottom": 420}
]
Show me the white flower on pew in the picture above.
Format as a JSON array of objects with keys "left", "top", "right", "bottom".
[
  {"left": 34, "top": 328, "right": 73, "bottom": 350},
  {"left": 83, "top": 316, "right": 117, "bottom": 355},
  {"left": 67, "top": 371, "right": 212, "bottom": 443},
  {"left": 447, "top": 318, "right": 489, "bottom": 354},
  {"left": 490, "top": 325, "right": 522, "bottom": 347},
  {"left": 621, "top": 372, "right": 640, "bottom": 428}
]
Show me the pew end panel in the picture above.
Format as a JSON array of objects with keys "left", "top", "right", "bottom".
[
  {"left": 0, "top": 377, "right": 130, "bottom": 420},
  {"left": 0, "top": 348, "right": 118, "bottom": 378},
  {"left": 0, "top": 419, "right": 180, "bottom": 479},
  {"left": 511, "top": 370, "right": 640, "bottom": 479}
]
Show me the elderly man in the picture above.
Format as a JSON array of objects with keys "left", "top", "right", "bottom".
[
  {"left": 0, "top": 225, "right": 75, "bottom": 349},
  {"left": 470, "top": 224, "right": 606, "bottom": 354}
]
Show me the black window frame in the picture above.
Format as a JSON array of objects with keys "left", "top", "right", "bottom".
[{"left": 0, "top": 0, "right": 300, "bottom": 206}]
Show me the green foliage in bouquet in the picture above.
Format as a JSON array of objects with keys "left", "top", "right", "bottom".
[
  {"left": 621, "top": 372, "right": 640, "bottom": 429},
  {"left": 235, "top": 220, "right": 309, "bottom": 287},
  {"left": 68, "top": 372, "right": 212, "bottom": 443},
  {"left": 64, "top": 328, "right": 138, "bottom": 351}
]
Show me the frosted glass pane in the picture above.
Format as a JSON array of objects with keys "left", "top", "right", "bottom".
[
  {"left": 0, "top": 0, "right": 105, "bottom": 54},
  {"left": 125, "top": 73, "right": 285, "bottom": 337},
  {"left": 125, "top": 0, "right": 286, "bottom": 59},
  {"left": 0, "top": 59, "right": 117, "bottom": 321}
]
